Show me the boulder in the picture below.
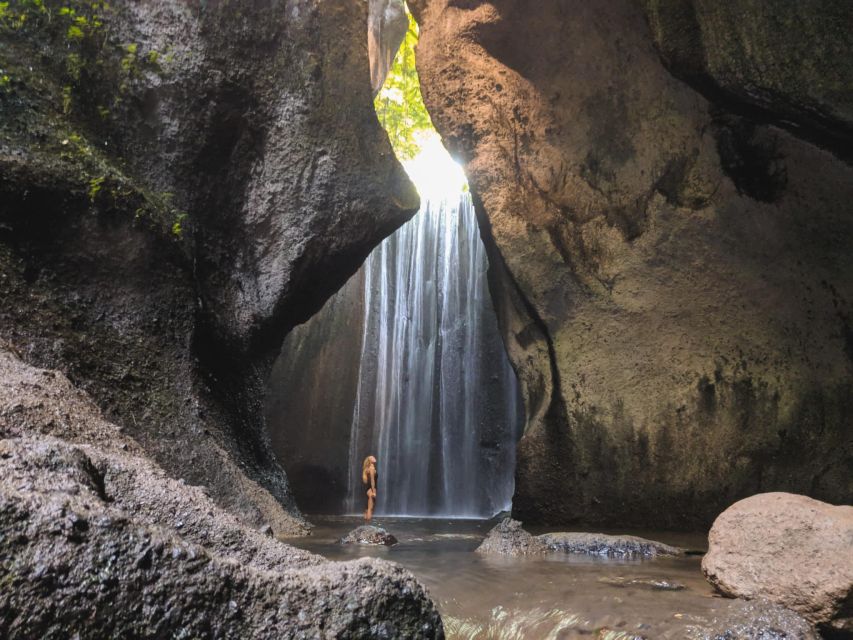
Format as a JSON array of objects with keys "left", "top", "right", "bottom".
[
  {"left": 702, "top": 492, "right": 853, "bottom": 634},
  {"left": 340, "top": 525, "right": 399, "bottom": 546},
  {"left": 411, "top": 0, "right": 853, "bottom": 530}
]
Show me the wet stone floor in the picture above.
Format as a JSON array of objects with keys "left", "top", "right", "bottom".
[{"left": 284, "top": 516, "right": 742, "bottom": 639}]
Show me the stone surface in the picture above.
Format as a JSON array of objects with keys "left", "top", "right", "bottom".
[
  {"left": 702, "top": 492, "right": 853, "bottom": 634},
  {"left": 410, "top": 0, "right": 853, "bottom": 529},
  {"left": 0, "top": 0, "right": 417, "bottom": 534},
  {"left": 690, "top": 598, "right": 820, "bottom": 640},
  {"left": 540, "top": 532, "right": 683, "bottom": 558},
  {"left": 340, "top": 524, "right": 400, "bottom": 547},
  {"left": 475, "top": 518, "right": 548, "bottom": 555},
  {"left": 643, "top": 0, "right": 853, "bottom": 160},
  {"left": 476, "top": 518, "right": 682, "bottom": 558},
  {"left": 369, "top": 0, "right": 409, "bottom": 95},
  {"left": 0, "top": 347, "right": 443, "bottom": 638}
]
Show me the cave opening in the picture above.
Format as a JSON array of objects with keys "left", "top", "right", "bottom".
[{"left": 264, "top": 2, "right": 523, "bottom": 518}]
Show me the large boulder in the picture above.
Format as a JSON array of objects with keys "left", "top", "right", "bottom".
[
  {"left": 0, "top": 348, "right": 443, "bottom": 638},
  {"left": 409, "top": 0, "right": 853, "bottom": 529},
  {"left": 702, "top": 492, "right": 853, "bottom": 634}
]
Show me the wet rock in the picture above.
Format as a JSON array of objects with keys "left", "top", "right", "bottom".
[
  {"left": 475, "top": 518, "right": 548, "bottom": 555},
  {"left": 539, "top": 532, "right": 684, "bottom": 558},
  {"left": 339, "top": 525, "right": 399, "bottom": 546},
  {"left": 598, "top": 576, "right": 686, "bottom": 591},
  {"left": 476, "top": 518, "right": 682, "bottom": 559},
  {"left": 702, "top": 493, "right": 853, "bottom": 634},
  {"left": 0, "top": 349, "right": 442, "bottom": 637},
  {"left": 691, "top": 598, "right": 819, "bottom": 640}
]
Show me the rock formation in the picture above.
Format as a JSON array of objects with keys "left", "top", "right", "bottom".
[
  {"left": 0, "top": 0, "right": 417, "bottom": 534},
  {"left": 369, "top": 0, "right": 410, "bottom": 95},
  {"left": 410, "top": 0, "right": 853, "bottom": 528},
  {"left": 703, "top": 492, "right": 853, "bottom": 635},
  {"left": 340, "top": 525, "right": 400, "bottom": 546},
  {"left": 476, "top": 517, "right": 682, "bottom": 557},
  {"left": 0, "top": 347, "right": 443, "bottom": 638}
]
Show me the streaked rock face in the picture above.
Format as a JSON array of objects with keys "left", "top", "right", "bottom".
[
  {"left": 369, "top": 0, "right": 409, "bottom": 95},
  {"left": 410, "top": 0, "right": 853, "bottom": 529}
]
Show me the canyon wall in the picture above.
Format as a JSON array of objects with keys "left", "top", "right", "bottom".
[
  {"left": 410, "top": 0, "right": 853, "bottom": 528},
  {"left": 0, "top": 0, "right": 417, "bottom": 534}
]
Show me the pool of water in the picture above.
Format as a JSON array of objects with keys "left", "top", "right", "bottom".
[{"left": 284, "top": 516, "right": 739, "bottom": 639}]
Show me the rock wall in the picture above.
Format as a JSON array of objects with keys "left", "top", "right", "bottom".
[
  {"left": 410, "top": 0, "right": 853, "bottom": 528},
  {"left": 0, "top": 0, "right": 417, "bottom": 534}
]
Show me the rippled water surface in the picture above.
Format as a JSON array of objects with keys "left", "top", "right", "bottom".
[{"left": 285, "top": 516, "right": 740, "bottom": 639}]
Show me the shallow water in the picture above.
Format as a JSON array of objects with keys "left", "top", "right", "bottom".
[{"left": 285, "top": 516, "right": 739, "bottom": 639}]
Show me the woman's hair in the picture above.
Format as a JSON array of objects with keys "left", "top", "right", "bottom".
[{"left": 361, "top": 456, "right": 375, "bottom": 484}]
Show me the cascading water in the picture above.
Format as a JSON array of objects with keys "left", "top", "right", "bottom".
[
  {"left": 267, "top": 4, "right": 522, "bottom": 518},
  {"left": 345, "top": 189, "right": 522, "bottom": 518}
]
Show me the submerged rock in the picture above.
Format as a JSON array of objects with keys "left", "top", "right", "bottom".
[
  {"left": 340, "top": 525, "right": 399, "bottom": 546},
  {"left": 476, "top": 518, "right": 683, "bottom": 558},
  {"left": 702, "top": 493, "right": 853, "bottom": 635},
  {"left": 691, "top": 598, "right": 819, "bottom": 640},
  {"left": 598, "top": 576, "right": 686, "bottom": 591}
]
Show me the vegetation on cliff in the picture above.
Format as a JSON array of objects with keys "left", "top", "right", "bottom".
[{"left": 374, "top": 7, "right": 433, "bottom": 161}]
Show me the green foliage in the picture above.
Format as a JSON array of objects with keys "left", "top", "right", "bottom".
[
  {"left": 87, "top": 175, "right": 104, "bottom": 202},
  {"left": 374, "top": 6, "right": 434, "bottom": 161},
  {"left": 171, "top": 211, "right": 187, "bottom": 238}
]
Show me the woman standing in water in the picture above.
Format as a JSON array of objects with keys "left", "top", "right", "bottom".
[{"left": 362, "top": 455, "right": 377, "bottom": 521}]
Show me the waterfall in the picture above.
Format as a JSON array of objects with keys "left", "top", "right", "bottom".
[{"left": 346, "top": 191, "right": 521, "bottom": 518}]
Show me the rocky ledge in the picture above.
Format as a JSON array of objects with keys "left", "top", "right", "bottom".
[
  {"left": 476, "top": 518, "right": 683, "bottom": 558},
  {"left": 0, "top": 348, "right": 442, "bottom": 638}
]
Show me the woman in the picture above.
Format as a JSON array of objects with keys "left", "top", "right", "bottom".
[{"left": 362, "top": 455, "right": 377, "bottom": 521}]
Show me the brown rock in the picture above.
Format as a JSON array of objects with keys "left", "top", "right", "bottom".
[
  {"left": 410, "top": 0, "right": 853, "bottom": 529},
  {"left": 702, "top": 492, "right": 853, "bottom": 634}
]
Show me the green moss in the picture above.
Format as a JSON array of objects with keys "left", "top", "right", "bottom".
[
  {"left": 0, "top": 2, "right": 187, "bottom": 243},
  {"left": 373, "top": 5, "right": 434, "bottom": 161}
]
